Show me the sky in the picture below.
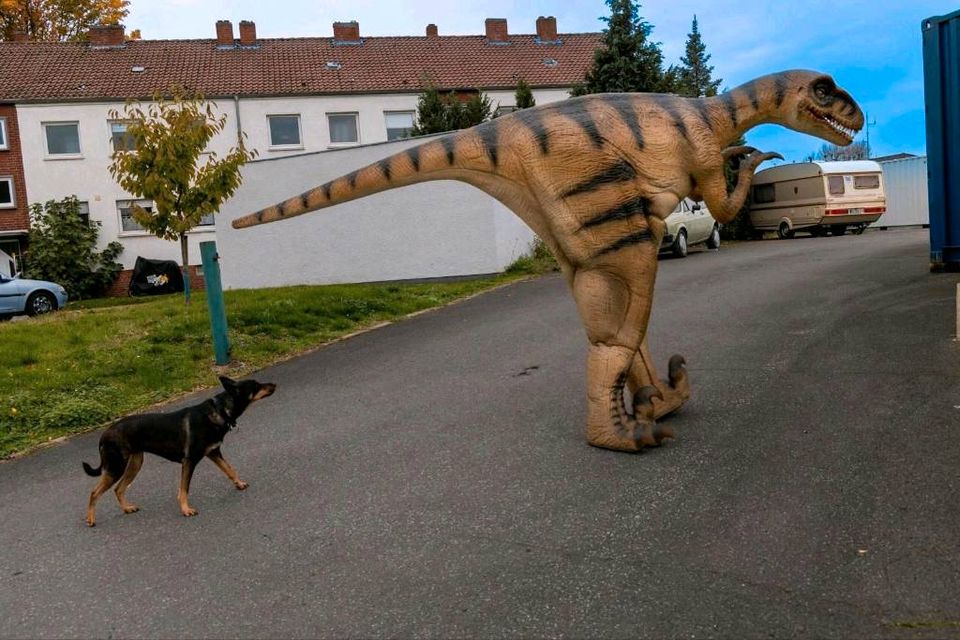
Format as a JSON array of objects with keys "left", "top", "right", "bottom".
[{"left": 125, "top": 0, "right": 959, "bottom": 162}]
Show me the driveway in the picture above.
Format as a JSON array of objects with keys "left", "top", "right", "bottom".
[{"left": 0, "top": 228, "right": 957, "bottom": 638}]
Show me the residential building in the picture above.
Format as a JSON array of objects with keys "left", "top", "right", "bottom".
[
  {"left": 0, "top": 17, "right": 600, "bottom": 291},
  {"left": 0, "top": 104, "right": 29, "bottom": 269}
]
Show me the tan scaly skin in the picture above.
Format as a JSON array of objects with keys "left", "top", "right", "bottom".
[{"left": 233, "top": 70, "right": 864, "bottom": 453}]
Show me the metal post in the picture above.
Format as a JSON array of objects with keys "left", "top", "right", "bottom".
[{"left": 200, "top": 241, "right": 231, "bottom": 365}]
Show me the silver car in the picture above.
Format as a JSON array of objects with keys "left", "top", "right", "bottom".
[
  {"left": 660, "top": 198, "right": 721, "bottom": 258},
  {"left": 0, "top": 273, "right": 69, "bottom": 319}
]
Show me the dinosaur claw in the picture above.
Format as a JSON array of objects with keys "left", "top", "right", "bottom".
[
  {"left": 632, "top": 385, "right": 662, "bottom": 420},
  {"left": 668, "top": 354, "right": 687, "bottom": 388},
  {"left": 653, "top": 424, "right": 675, "bottom": 444}
]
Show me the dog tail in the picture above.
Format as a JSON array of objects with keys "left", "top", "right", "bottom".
[{"left": 82, "top": 461, "right": 102, "bottom": 477}]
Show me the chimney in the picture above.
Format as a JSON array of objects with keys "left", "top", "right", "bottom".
[
  {"left": 11, "top": 31, "right": 29, "bottom": 42},
  {"left": 485, "top": 18, "right": 508, "bottom": 43},
  {"left": 333, "top": 21, "right": 361, "bottom": 43},
  {"left": 88, "top": 24, "right": 125, "bottom": 47},
  {"left": 536, "top": 16, "right": 558, "bottom": 43},
  {"left": 238, "top": 20, "right": 257, "bottom": 46},
  {"left": 216, "top": 20, "right": 234, "bottom": 47},
  {"left": 425, "top": 23, "right": 438, "bottom": 38}
]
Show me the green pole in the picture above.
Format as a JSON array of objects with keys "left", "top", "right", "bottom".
[{"left": 200, "top": 241, "right": 230, "bottom": 365}]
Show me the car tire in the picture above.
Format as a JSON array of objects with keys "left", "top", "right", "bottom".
[
  {"left": 672, "top": 230, "right": 688, "bottom": 258},
  {"left": 26, "top": 290, "right": 57, "bottom": 316},
  {"left": 777, "top": 221, "right": 794, "bottom": 240},
  {"left": 832, "top": 225, "right": 848, "bottom": 236},
  {"left": 705, "top": 225, "right": 721, "bottom": 250}
]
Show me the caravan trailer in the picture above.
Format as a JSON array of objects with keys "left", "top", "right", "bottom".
[{"left": 748, "top": 161, "right": 886, "bottom": 238}]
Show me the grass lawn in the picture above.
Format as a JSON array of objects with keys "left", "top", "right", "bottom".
[{"left": 1, "top": 253, "right": 556, "bottom": 459}]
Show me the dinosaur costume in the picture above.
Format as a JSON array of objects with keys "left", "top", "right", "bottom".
[{"left": 233, "top": 70, "right": 863, "bottom": 452}]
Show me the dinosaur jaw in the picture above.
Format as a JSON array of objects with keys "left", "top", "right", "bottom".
[{"left": 803, "top": 104, "right": 861, "bottom": 146}]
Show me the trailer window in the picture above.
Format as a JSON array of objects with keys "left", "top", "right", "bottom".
[
  {"left": 753, "top": 184, "right": 776, "bottom": 203},
  {"left": 854, "top": 175, "right": 880, "bottom": 190},
  {"left": 828, "top": 176, "right": 845, "bottom": 195}
]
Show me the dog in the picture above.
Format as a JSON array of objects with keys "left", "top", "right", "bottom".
[{"left": 83, "top": 376, "right": 276, "bottom": 527}]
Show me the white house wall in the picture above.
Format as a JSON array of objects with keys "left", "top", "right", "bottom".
[
  {"left": 216, "top": 135, "right": 538, "bottom": 290},
  {"left": 17, "top": 88, "right": 569, "bottom": 272},
  {"left": 878, "top": 156, "right": 929, "bottom": 227}
]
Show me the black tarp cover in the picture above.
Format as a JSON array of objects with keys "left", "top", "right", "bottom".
[{"left": 129, "top": 256, "right": 184, "bottom": 296}]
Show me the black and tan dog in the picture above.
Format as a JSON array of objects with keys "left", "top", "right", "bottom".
[{"left": 83, "top": 376, "right": 276, "bottom": 526}]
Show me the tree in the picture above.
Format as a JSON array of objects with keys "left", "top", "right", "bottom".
[
  {"left": 676, "top": 15, "right": 722, "bottom": 98},
  {"left": 0, "top": 0, "right": 129, "bottom": 42},
  {"left": 109, "top": 88, "right": 256, "bottom": 304},
  {"left": 572, "top": 0, "right": 669, "bottom": 96},
  {"left": 809, "top": 140, "right": 871, "bottom": 161},
  {"left": 515, "top": 79, "right": 535, "bottom": 109},
  {"left": 410, "top": 84, "right": 494, "bottom": 135},
  {"left": 23, "top": 196, "right": 123, "bottom": 299}
]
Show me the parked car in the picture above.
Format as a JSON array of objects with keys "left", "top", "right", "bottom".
[
  {"left": 660, "top": 198, "right": 721, "bottom": 258},
  {"left": 0, "top": 274, "right": 68, "bottom": 320}
]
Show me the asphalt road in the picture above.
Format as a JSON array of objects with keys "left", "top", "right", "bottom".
[{"left": 1, "top": 228, "right": 958, "bottom": 639}]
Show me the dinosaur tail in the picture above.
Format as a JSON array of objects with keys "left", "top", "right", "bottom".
[{"left": 232, "top": 125, "right": 503, "bottom": 230}]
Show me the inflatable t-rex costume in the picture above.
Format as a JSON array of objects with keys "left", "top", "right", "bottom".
[{"left": 234, "top": 70, "right": 863, "bottom": 452}]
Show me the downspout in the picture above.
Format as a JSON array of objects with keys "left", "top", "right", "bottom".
[{"left": 233, "top": 95, "right": 242, "bottom": 144}]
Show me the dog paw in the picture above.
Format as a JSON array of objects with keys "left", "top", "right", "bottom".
[
  {"left": 86, "top": 518, "right": 96, "bottom": 527},
  {"left": 235, "top": 481, "right": 249, "bottom": 491},
  {"left": 122, "top": 505, "right": 140, "bottom": 514},
  {"left": 181, "top": 507, "right": 198, "bottom": 517}
]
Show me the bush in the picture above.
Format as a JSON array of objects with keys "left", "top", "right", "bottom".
[{"left": 23, "top": 196, "right": 123, "bottom": 299}]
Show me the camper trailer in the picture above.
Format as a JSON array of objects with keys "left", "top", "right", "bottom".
[{"left": 749, "top": 161, "right": 886, "bottom": 239}]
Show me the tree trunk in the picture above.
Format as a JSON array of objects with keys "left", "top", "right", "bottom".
[{"left": 180, "top": 233, "right": 191, "bottom": 305}]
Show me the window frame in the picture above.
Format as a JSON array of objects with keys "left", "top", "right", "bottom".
[
  {"left": 267, "top": 114, "right": 304, "bottom": 149},
  {"left": 0, "top": 176, "right": 15, "bottom": 209},
  {"left": 326, "top": 112, "right": 360, "bottom": 146},
  {"left": 108, "top": 121, "right": 137, "bottom": 152},
  {"left": 0, "top": 117, "right": 8, "bottom": 151},
  {"left": 853, "top": 174, "right": 880, "bottom": 190},
  {"left": 753, "top": 183, "right": 776, "bottom": 204},
  {"left": 42, "top": 121, "right": 83, "bottom": 158},
  {"left": 116, "top": 198, "right": 153, "bottom": 235},
  {"left": 827, "top": 175, "right": 846, "bottom": 196},
  {"left": 384, "top": 111, "right": 415, "bottom": 141}
]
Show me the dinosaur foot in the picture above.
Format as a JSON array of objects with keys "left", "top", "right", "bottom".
[
  {"left": 586, "top": 377, "right": 669, "bottom": 452},
  {"left": 643, "top": 354, "right": 690, "bottom": 421}
]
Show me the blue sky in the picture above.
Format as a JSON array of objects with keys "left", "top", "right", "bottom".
[{"left": 127, "top": 0, "right": 958, "bottom": 161}]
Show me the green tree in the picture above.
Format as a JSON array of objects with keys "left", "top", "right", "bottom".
[
  {"left": 109, "top": 88, "right": 256, "bottom": 304},
  {"left": 515, "top": 79, "right": 535, "bottom": 109},
  {"left": 676, "top": 15, "right": 722, "bottom": 98},
  {"left": 0, "top": 0, "right": 129, "bottom": 41},
  {"left": 572, "top": 0, "right": 668, "bottom": 96},
  {"left": 462, "top": 92, "right": 494, "bottom": 126},
  {"left": 411, "top": 84, "right": 494, "bottom": 135},
  {"left": 410, "top": 83, "right": 449, "bottom": 136},
  {"left": 23, "top": 196, "right": 123, "bottom": 299}
]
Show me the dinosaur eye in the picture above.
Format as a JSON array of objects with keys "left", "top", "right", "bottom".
[{"left": 813, "top": 83, "right": 831, "bottom": 100}]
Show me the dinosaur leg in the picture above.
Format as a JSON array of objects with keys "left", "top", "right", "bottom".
[
  {"left": 573, "top": 247, "right": 673, "bottom": 452},
  {"left": 627, "top": 339, "right": 690, "bottom": 420},
  {"left": 700, "top": 150, "right": 784, "bottom": 223}
]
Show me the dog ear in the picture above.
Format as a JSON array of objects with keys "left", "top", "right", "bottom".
[{"left": 219, "top": 376, "right": 237, "bottom": 390}]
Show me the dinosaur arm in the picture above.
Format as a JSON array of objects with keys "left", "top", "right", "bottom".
[{"left": 698, "top": 151, "right": 782, "bottom": 224}]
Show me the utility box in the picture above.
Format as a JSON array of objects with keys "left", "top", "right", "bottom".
[{"left": 922, "top": 9, "right": 960, "bottom": 270}]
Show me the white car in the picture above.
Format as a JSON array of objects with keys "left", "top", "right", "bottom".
[
  {"left": 660, "top": 198, "right": 721, "bottom": 258},
  {"left": 0, "top": 273, "right": 69, "bottom": 319}
]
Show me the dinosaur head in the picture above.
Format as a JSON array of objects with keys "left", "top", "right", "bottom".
[{"left": 778, "top": 71, "right": 864, "bottom": 146}]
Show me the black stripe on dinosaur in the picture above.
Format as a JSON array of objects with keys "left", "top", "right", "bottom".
[
  {"left": 745, "top": 82, "right": 760, "bottom": 112},
  {"left": 300, "top": 192, "right": 310, "bottom": 209},
  {"left": 691, "top": 100, "right": 714, "bottom": 134},
  {"left": 346, "top": 170, "right": 359, "bottom": 189},
  {"left": 581, "top": 196, "right": 648, "bottom": 229},
  {"left": 440, "top": 136, "right": 456, "bottom": 165},
  {"left": 720, "top": 93, "right": 738, "bottom": 128},
  {"left": 477, "top": 124, "right": 499, "bottom": 166},
  {"left": 654, "top": 97, "right": 690, "bottom": 142},
  {"left": 405, "top": 147, "right": 420, "bottom": 172},
  {"left": 322, "top": 182, "right": 332, "bottom": 200},
  {"left": 567, "top": 106, "right": 605, "bottom": 148},
  {"left": 607, "top": 98, "right": 645, "bottom": 150},
  {"left": 561, "top": 159, "right": 637, "bottom": 198},
  {"left": 595, "top": 229, "right": 656, "bottom": 258},
  {"left": 377, "top": 158, "right": 392, "bottom": 181},
  {"left": 774, "top": 75, "right": 788, "bottom": 109},
  {"left": 514, "top": 108, "right": 551, "bottom": 154}
]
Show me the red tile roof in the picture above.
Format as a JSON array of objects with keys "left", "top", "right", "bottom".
[{"left": 0, "top": 33, "right": 602, "bottom": 103}]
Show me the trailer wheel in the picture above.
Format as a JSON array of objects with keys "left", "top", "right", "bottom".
[
  {"left": 809, "top": 226, "right": 825, "bottom": 237},
  {"left": 777, "top": 222, "right": 794, "bottom": 240}
]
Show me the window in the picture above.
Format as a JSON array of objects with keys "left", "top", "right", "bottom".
[
  {"left": 44, "top": 122, "right": 81, "bottom": 156},
  {"left": 110, "top": 122, "right": 136, "bottom": 152},
  {"left": 268, "top": 115, "right": 302, "bottom": 147},
  {"left": 327, "top": 113, "right": 359, "bottom": 144},
  {"left": 76, "top": 201, "right": 91, "bottom": 225},
  {"left": 827, "top": 175, "right": 845, "bottom": 195},
  {"left": 384, "top": 111, "right": 414, "bottom": 141},
  {"left": 0, "top": 177, "right": 14, "bottom": 208},
  {"left": 854, "top": 175, "right": 880, "bottom": 190},
  {"left": 0, "top": 117, "right": 7, "bottom": 150},
  {"left": 117, "top": 199, "right": 152, "bottom": 232},
  {"left": 753, "top": 184, "right": 776, "bottom": 204},
  {"left": 198, "top": 212, "right": 215, "bottom": 227}
]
